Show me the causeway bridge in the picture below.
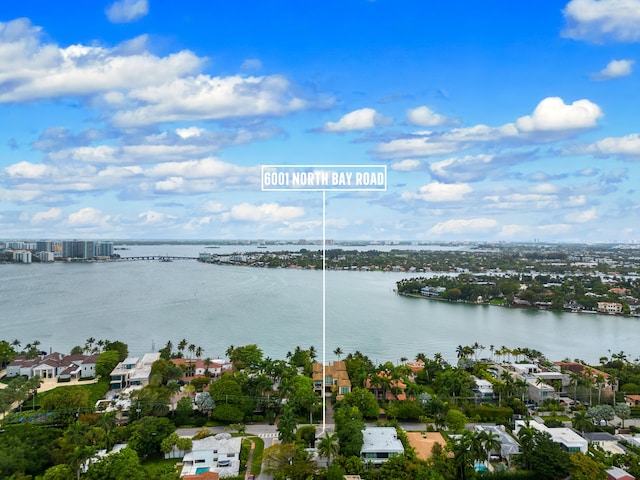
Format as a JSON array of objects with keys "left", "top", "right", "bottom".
[{"left": 118, "top": 256, "right": 198, "bottom": 261}]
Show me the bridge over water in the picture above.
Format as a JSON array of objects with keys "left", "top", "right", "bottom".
[{"left": 118, "top": 256, "right": 198, "bottom": 261}]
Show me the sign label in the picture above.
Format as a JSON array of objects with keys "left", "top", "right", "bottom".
[{"left": 262, "top": 165, "right": 387, "bottom": 191}]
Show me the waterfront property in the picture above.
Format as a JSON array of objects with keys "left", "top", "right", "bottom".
[
  {"left": 6, "top": 352, "right": 98, "bottom": 380},
  {"left": 312, "top": 361, "right": 351, "bottom": 400},
  {"left": 109, "top": 352, "right": 160, "bottom": 390},
  {"left": 170, "top": 358, "right": 233, "bottom": 382}
]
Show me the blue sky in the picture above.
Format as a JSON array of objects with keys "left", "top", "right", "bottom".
[{"left": 1, "top": 0, "right": 639, "bottom": 242}]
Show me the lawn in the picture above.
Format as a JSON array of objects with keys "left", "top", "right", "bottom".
[
  {"left": 243, "top": 436, "right": 265, "bottom": 476},
  {"left": 33, "top": 378, "right": 110, "bottom": 409}
]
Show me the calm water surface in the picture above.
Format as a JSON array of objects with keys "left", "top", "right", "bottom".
[{"left": 1, "top": 244, "right": 638, "bottom": 364}]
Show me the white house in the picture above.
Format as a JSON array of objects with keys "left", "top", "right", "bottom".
[
  {"left": 179, "top": 433, "right": 242, "bottom": 478},
  {"left": 360, "top": 427, "right": 404, "bottom": 466},
  {"left": 515, "top": 420, "right": 587, "bottom": 453}
]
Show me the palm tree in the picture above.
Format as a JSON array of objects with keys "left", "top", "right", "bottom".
[
  {"left": 195, "top": 346, "right": 203, "bottom": 359},
  {"left": 317, "top": 432, "right": 339, "bottom": 466},
  {"left": 480, "top": 430, "right": 501, "bottom": 463},
  {"left": 333, "top": 347, "right": 343, "bottom": 360},
  {"left": 572, "top": 409, "right": 592, "bottom": 436},
  {"left": 308, "top": 345, "right": 317, "bottom": 361},
  {"left": 188, "top": 344, "right": 196, "bottom": 359},
  {"left": 225, "top": 344, "right": 234, "bottom": 359},
  {"left": 178, "top": 339, "right": 188, "bottom": 356}
]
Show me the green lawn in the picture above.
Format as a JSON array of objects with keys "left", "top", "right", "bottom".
[
  {"left": 243, "top": 436, "right": 265, "bottom": 476},
  {"left": 142, "top": 455, "right": 181, "bottom": 478},
  {"left": 33, "top": 378, "right": 110, "bottom": 409}
]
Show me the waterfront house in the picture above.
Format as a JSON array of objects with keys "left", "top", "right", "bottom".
[
  {"left": 109, "top": 352, "right": 160, "bottom": 390},
  {"left": 171, "top": 358, "right": 233, "bottom": 382},
  {"left": 360, "top": 427, "right": 404, "bottom": 466},
  {"left": 6, "top": 352, "right": 98, "bottom": 380},
  {"left": 598, "top": 302, "right": 623, "bottom": 314},
  {"left": 312, "top": 361, "right": 351, "bottom": 400}
]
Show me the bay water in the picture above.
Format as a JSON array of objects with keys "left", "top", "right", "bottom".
[{"left": 1, "top": 244, "right": 638, "bottom": 365}]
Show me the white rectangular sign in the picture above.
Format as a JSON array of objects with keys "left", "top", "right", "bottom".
[{"left": 262, "top": 164, "right": 387, "bottom": 191}]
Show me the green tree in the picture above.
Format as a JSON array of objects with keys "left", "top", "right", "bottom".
[
  {"left": 334, "top": 405, "right": 365, "bottom": 457},
  {"left": 615, "top": 403, "right": 631, "bottom": 428},
  {"left": 444, "top": 409, "right": 467, "bottom": 432},
  {"left": 127, "top": 416, "right": 175, "bottom": 459},
  {"left": 277, "top": 406, "right": 297, "bottom": 443},
  {"left": 341, "top": 387, "right": 379, "bottom": 419},
  {"left": 227, "top": 344, "right": 264, "bottom": 371},
  {"left": 84, "top": 447, "right": 147, "bottom": 480},
  {"left": 570, "top": 452, "right": 606, "bottom": 480},
  {"left": 96, "top": 350, "right": 121, "bottom": 379},
  {"left": 317, "top": 432, "right": 339, "bottom": 466},
  {"left": 174, "top": 396, "right": 194, "bottom": 426},
  {"left": 530, "top": 431, "right": 571, "bottom": 480},
  {"left": 212, "top": 403, "right": 244, "bottom": 423}
]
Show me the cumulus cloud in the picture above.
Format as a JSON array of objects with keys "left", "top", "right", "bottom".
[
  {"left": 375, "top": 97, "right": 601, "bottom": 159},
  {"left": 428, "top": 218, "right": 498, "bottom": 235},
  {"left": 0, "top": 19, "right": 202, "bottom": 103},
  {"left": 429, "top": 154, "right": 496, "bottom": 183},
  {"left": 106, "top": 0, "right": 149, "bottom": 23},
  {"left": 112, "top": 74, "right": 307, "bottom": 127},
  {"left": 0, "top": 19, "right": 309, "bottom": 127},
  {"left": 138, "top": 211, "right": 176, "bottom": 224},
  {"left": 406, "top": 106, "right": 456, "bottom": 126},
  {"left": 222, "top": 202, "right": 305, "bottom": 222},
  {"left": 515, "top": 97, "right": 603, "bottom": 132},
  {"left": 31, "top": 207, "right": 62, "bottom": 224},
  {"left": 562, "top": 0, "right": 640, "bottom": 43},
  {"left": 571, "top": 133, "right": 640, "bottom": 158},
  {"left": 401, "top": 182, "right": 472, "bottom": 202},
  {"left": 566, "top": 207, "right": 597, "bottom": 223},
  {"left": 390, "top": 159, "right": 423, "bottom": 171},
  {"left": 67, "top": 207, "right": 110, "bottom": 227},
  {"left": 322, "top": 108, "right": 392, "bottom": 132},
  {"left": 590, "top": 59, "right": 635, "bottom": 80}
]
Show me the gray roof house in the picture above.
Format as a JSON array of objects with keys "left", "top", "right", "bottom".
[{"left": 360, "top": 427, "right": 404, "bottom": 467}]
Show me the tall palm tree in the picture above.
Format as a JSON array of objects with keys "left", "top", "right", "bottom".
[
  {"left": 479, "top": 430, "right": 501, "bottom": 463},
  {"left": 317, "top": 432, "right": 339, "bottom": 466},
  {"left": 188, "top": 344, "right": 196, "bottom": 360},
  {"left": 178, "top": 339, "right": 188, "bottom": 356},
  {"left": 333, "top": 347, "right": 343, "bottom": 360},
  {"left": 195, "top": 346, "right": 203, "bottom": 359}
]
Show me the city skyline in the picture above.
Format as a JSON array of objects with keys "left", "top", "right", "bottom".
[{"left": 1, "top": 1, "right": 639, "bottom": 242}]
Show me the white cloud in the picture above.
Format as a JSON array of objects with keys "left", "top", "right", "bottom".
[
  {"left": 516, "top": 97, "right": 603, "bottom": 132},
  {"left": 31, "top": 207, "right": 62, "bottom": 224},
  {"left": 565, "top": 207, "right": 597, "bottom": 223},
  {"left": 106, "top": 0, "right": 149, "bottom": 23},
  {"left": 241, "top": 58, "right": 263, "bottom": 70},
  {"left": 67, "top": 207, "right": 110, "bottom": 227},
  {"left": 401, "top": 182, "right": 472, "bottom": 202},
  {"left": 374, "top": 136, "right": 462, "bottom": 159},
  {"left": 113, "top": 74, "right": 307, "bottom": 127},
  {"left": 429, "top": 154, "right": 495, "bottom": 182},
  {"left": 222, "top": 203, "right": 305, "bottom": 222},
  {"left": 323, "top": 108, "right": 392, "bottom": 132},
  {"left": 5, "top": 161, "right": 54, "bottom": 178},
  {"left": 562, "top": 0, "right": 640, "bottom": 42},
  {"left": 390, "top": 159, "right": 422, "bottom": 171},
  {"left": 147, "top": 157, "right": 258, "bottom": 179},
  {"left": 154, "top": 176, "right": 185, "bottom": 192},
  {"left": 428, "top": 218, "right": 498, "bottom": 235},
  {"left": 175, "top": 126, "right": 205, "bottom": 139},
  {"left": 138, "top": 211, "right": 175, "bottom": 224},
  {"left": 203, "top": 201, "right": 227, "bottom": 213},
  {"left": 590, "top": 59, "right": 635, "bottom": 80},
  {"left": 575, "top": 133, "right": 640, "bottom": 158},
  {"left": 406, "top": 106, "right": 455, "bottom": 126},
  {"left": 0, "top": 19, "right": 202, "bottom": 103}
]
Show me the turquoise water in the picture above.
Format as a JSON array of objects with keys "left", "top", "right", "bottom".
[{"left": 195, "top": 467, "right": 209, "bottom": 474}]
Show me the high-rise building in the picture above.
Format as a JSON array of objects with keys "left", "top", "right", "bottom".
[
  {"left": 36, "top": 241, "right": 53, "bottom": 253},
  {"left": 95, "top": 242, "right": 114, "bottom": 257},
  {"left": 62, "top": 240, "right": 95, "bottom": 259}
]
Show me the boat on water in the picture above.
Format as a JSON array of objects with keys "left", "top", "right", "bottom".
[{"left": 159, "top": 257, "right": 173, "bottom": 262}]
